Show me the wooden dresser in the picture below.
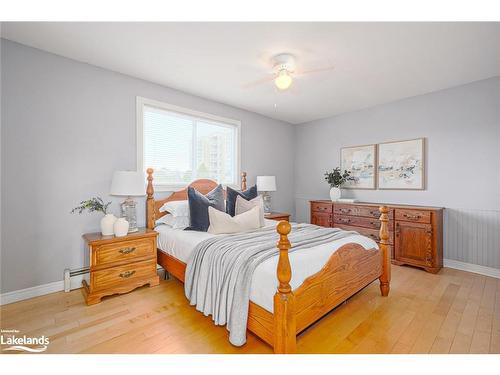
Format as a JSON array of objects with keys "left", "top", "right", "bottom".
[
  {"left": 310, "top": 200, "right": 443, "bottom": 273},
  {"left": 82, "top": 228, "right": 160, "bottom": 305}
]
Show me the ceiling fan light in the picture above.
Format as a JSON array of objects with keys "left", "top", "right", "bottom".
[{"left": 274, "top": 69, "right": 293, "bottom": 90}]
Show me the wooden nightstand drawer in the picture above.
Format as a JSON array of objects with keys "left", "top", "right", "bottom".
[
  {"left": 93, "top": 237, "right": 155, "bottom": 268},
  {"left": 91, "top": 259, "right": 157, "bottom": 291}
]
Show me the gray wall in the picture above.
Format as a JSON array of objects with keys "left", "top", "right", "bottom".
[
  {"left": 295, "top": 77, "right": 500, "bottom": 268},
  {"left": 0, "top": 39, "right": 295, "bottom": 293},
  {"left": 1, "top": 38, "right": 499, "bottom": 294}
]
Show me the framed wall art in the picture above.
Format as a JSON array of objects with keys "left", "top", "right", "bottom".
[
  {"left": 340, "top": 144, "right": 376, "bottom": 189},
  {"left": 377, "top": 138, "right": 425, "bottom": 190}
]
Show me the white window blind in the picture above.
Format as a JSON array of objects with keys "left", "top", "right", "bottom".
[{"left": 138, "top": 98, "right": 240, "bottom": 189}]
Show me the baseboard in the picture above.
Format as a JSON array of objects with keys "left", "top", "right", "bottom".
[
  {"left": 0, "top": 265, "right": 164, "bottom": 306},
  {"left": 444, "top": 259, "right": 500, "bottom": 279},
  {"left": 2, "top": 260, "right": 496, "bottom": 305},
  {"left": 0, "top": 274, "right": 86, "bottom": 306}
]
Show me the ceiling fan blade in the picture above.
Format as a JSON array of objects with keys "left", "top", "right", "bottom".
[
  {"left": 295, "top": 65, "right": 335, "bottom": 76},
  {"left": 241, "top": 75, "right": 275, "bottom": 89}
]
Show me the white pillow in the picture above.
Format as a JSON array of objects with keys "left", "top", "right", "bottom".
[
  {"left": 155, "top": 214, "right": 190, "bottom": 229},
  {"left": 235, "top": 195, "right": 265, "bottom": 227},
  {"left": 159, "top": 200, "right": 190, "bottom": 217},
  {"left": 207, "top": 206, "right": 261, "bottom": 234}
]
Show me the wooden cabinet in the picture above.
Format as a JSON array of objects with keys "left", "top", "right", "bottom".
[
  {"left": 394, "top": 208, "right": 443, "bottom": 273},
  {"left": 82, "top": 228, "right": 160, "bottom": 305},
  {"left": 394, "top": 222, "right": 432, "bottom": 267},
  {"left": 310, "top": 200, "right": 443, "bottom": 273}
]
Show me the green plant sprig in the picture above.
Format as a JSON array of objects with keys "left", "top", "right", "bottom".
[
  {"left": 71, "top": 197, "right": 111, "bottom": 215},
  {"left": 324, "top": 168, "right": 353, "bottom": 188}
]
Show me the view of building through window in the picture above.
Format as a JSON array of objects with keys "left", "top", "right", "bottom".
[{"left": 142, "top": 104, "right": 238, "bottom": 187}]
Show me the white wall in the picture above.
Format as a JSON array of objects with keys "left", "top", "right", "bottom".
[
  {"left": 0, "top": 39, "right": 295, "bottom": 293},
  {"left": 295, "top": 77, "right": 500, "bottom": 268}
]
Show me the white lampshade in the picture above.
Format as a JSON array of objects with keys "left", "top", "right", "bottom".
[
  {"left": 110, "top": 171, "right": 146, "bottom": 196},
  {"left": 256, "top": 176, "right": 277, "bottom": 192}
]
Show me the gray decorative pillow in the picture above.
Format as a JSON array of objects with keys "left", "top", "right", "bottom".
[
  {"left": 186, "top": 184, "right": 225, "bottom": 232},
  {"left": 226, "top": 185, "right": 258, "bottom": 217}
]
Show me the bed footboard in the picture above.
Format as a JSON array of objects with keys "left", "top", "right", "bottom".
[{"left": 272, "top": 206, "right": 391, "bottom": 354}]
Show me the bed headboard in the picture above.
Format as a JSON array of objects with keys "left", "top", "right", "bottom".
[{"left": 146, "top": 168, "right": 247, "bottom": 229}]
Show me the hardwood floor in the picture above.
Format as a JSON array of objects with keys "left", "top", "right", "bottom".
[{"left": 1, "top": 265, "right": 499, "bottom": 354}]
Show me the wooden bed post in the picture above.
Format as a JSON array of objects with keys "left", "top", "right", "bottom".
[
  {"left": 146, "top": 168, "right": 155, "bottom": 229},
  {"left": 379, "top": 205, "right": 391, "bottom": 297},
  {"left": 273, "top": 220, "right": 296, "bottom": 354},
  {"left": 241, "top": 171, "right": 247, "bottom": 190}
]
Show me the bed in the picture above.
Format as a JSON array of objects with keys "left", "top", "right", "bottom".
[{"left": 146, "top": 169, "right": 391, "bottom": 354}]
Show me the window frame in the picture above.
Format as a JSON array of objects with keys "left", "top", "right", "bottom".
[{"left": 136, "top": 96, "right": 241, "bottom": 192}]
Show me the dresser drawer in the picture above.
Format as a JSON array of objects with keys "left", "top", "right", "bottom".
[
  {"left": 334, "top": 224, "right": 394, "bottom": 245},
  {"left": 395, "top": 209, "right": 431, "bottom": 224},
  {"left": 311, "top": 202, "right": 333, "bottom": 213},
  {"left": 334, "top": 204, "right": 394, "bottom": 219},
  {"left": 311, "top": 212, "right": 332, "bottom": 227},
  {"left": 91, "top": 259, "right": 157, "bottom": 291},
  {"left": 334, "top": 214, "right": 393, "bottom": 230},
  {"left": 92, "top": 237, "right": 155, "bottom": 268}
]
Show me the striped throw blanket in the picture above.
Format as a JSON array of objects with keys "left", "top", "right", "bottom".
[{"left": 184, "top": 223, "right": 358, "bottom": 346}]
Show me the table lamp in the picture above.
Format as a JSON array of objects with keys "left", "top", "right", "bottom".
[
  {"left": 110, "top": 171, "right": 146, "bottom": 232},
  {"left": 256, "top": 176, "right": 277, "bottom": 214}
]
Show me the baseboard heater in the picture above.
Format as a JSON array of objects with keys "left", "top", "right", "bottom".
[{"left": 63, "top": 267, "right": 89, "bottom": 292}]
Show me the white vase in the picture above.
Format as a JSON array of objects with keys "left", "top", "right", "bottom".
[
  {"left": 113, "top": 218, "right": 129, "bottom": 237},
  {"left": 100, "top": 214, "right": 117, "bottom": 236},
  {"left": 329, "top": 187, "right": 341, "bottom": 201}
]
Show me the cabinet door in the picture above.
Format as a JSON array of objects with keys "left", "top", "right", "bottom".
[
  {"left": 395, "top": 221, "right": 433, "bottom": 267},
  {"left": 311, "top": 212, "right": 332, "bottom": 227}
]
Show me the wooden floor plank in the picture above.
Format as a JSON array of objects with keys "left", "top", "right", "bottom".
[{"left": 0, "top": 265, "right": 497, "bottom": 354}]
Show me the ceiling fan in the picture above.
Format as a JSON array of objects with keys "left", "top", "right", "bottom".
[{"left": 243, "top": 53, "right": 335, "bottom": 91}]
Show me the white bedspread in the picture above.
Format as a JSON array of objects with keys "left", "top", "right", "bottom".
[{"left": 156, "top": 221, "right": 377, "bottom": 312}]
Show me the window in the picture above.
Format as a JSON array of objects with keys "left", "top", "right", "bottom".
[{"left": 137, "top": 97, "right": 240, "bottom": 190}]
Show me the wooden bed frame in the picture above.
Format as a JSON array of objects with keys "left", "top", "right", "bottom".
[{"left": 146, "top": 168, "right": 391, "bottom": 354}]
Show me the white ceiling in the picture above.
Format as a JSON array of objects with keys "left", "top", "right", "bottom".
[{"left": 2, "top": 22, "right": 499, "bottom": 124}]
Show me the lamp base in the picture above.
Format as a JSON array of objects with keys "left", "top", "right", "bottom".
[
  {"left": 120, "top": 197, "right": 138, "bottom": 233},
  {"left": 262, "top": 191, "right": 272, "bottom": 214}
]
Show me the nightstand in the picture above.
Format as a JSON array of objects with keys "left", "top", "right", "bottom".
[
  {"left": 81, "top": 228, "right": 159, "bottom": 305},
  {"left": 264, "top": 212, "right": 291, "bottom": 222}
]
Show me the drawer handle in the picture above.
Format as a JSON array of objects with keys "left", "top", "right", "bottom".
[
  {"left": 369, "top": 210, "right": 379, "bottom": 217},
  {"left": 403, "top": 213, "right": 421, "bottom": 220},
  {"left": 339, "top": 218, "right": 351, "bottom": 224},
  {"left": 119, "top": 247, "right": 136, "bottom": 255},
  {"left": 119, "top": 270, "right": 136, "bottom": 278},
  {"left": 339, "top": 208, "right": 351, "bottom": 214}
]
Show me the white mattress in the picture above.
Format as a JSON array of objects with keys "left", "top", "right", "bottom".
[{"left": 156, "top": 221, "right": 377, "bottom": 312}]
